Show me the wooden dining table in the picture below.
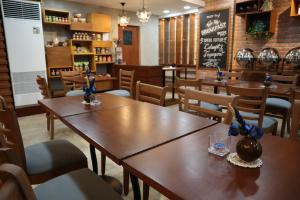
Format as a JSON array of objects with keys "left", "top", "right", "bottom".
[
  {"left": 38, "top": 93, "right": 217, "bottom": 196},
  {"left": 201, "top": 77, "right": 292, "bottom": 96},
  {"left": 124, "top": 123, "right": 300, "bottom": 200}
]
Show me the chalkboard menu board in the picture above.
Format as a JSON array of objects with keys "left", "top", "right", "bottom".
[{"left": 200, "top": 9, "right": 229, "bottom": 69}]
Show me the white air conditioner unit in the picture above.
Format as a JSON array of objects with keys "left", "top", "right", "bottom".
[{"left": 0, "top": 0, "right": 46, "bottom": 108}]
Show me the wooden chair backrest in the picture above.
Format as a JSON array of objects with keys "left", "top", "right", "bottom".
[
  {"left": 0, "top": 108, "right": 26, "bottom": 171},
  {"left": 175, "top": 78, "right": 202, "bottom": 99},
  {"left": 222, "top": 71, "right": 243, "bottom": 80},
  {"left": 36, "top": 75, "right": 51, "bottom": 99},
  {"left": 119, "top": 69, "right": 135, "bottom": 97},
  {"left": 227, "top": 86, "right": 268, "bottom": 128},
  {"left": 136, "top": 81, "right": 168, "bottom": 106},
  {"left": 0, "top": 96, "right": 7, "bottom": 110},
  {"left": 60, "top": 70, "right": 83, "bottom": 92},
  {"left": 0, "top": 163, "right": 37, "bottom": 200},
  {"left": 271, "top": 75, "right": 298, "bottom": 87},
  {"left": 241, "top": 71, "right": 266, "bottom": 82},
  {"left": 183, "top": 89, "right": 239, "bottom": 124}
]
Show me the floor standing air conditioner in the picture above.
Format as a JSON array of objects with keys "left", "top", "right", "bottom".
[{"left": 0, "top": 0, "right": 46, "bottom": 108}]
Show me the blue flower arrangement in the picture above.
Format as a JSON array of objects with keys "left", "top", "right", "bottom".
[
  {"left": 83, "top": 68, "right": 96, "bottom": 103},
  {"left": 216, "top": 67, "right": 225, "bottom": 81},
  {"left": 264, "top": 74, "right": 272, "bottom": 87},
  {"left": 228, "top": 107, "right": 264, "bottom": 140}
]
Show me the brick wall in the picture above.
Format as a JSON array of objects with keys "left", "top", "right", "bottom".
[{"left": 232, "top": 0, "right": 300, "bottom": 69}]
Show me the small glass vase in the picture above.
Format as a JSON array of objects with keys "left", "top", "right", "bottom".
[{"left": 236, "top": 136, "right": 262, "bottom": 162}]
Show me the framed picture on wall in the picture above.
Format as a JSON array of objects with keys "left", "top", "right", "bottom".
[
  {"left": 199, "top": 8, "right": 230, "bottom": 69},
  {"left": 123, "top": 30, "right": 133, "bottom": 45}
]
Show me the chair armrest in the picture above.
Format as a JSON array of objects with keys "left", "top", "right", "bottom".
[{"left": 291, "top": 100, "right": 300, "bottom": 140}]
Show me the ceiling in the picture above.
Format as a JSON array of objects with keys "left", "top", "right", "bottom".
[{"left": 62, "top": 0, "right": 205, "bottom": 16}]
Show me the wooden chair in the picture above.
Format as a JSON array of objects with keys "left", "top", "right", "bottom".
[
  {"left": 183, "top": 89, "right": 239, "bottom": 124},
  {"left": 227, "top": 86, "right": 278, "bottom": 134},
  {"left": 0, "top": 106, "right": 88, "bottom": 184},
  {"left": 36, "top": 76, "right": 61, "bottom": 139},
  {"left": 106, "top": 69, "right": 135, "bottom": 98},
  {"left": 175, "top": 77, "right": 202, "bottom": 111},
  {"left": 240, "top": 71, "right": 266, "bottom": 82},
  {"left": 136, "top": 81, "right": 168, "bottom": 106},
  {"left": 265, "top": 75, "right": 298, "bottom": 137},
  {"left": 60, "top": 70, "right": 84, "bottom": 96}
]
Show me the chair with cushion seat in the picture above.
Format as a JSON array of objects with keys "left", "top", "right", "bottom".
[
  {"left": 265, "top": 75, "right": 298, "bottom": 137},
  {"left": 227, "top": 86, "right": 278, "bottom": 135},
  {"left": 60, "top": 70, "right": 84, "bottom": 97},
  {"left": 105, "top": 69, "right": 135, "bottom": 98},
  {"left": 0, "top": 163, "right": 123, "bottom": 200},
  {"left": 136, "top": 81, "right": 168, "bottom": 106},
  {"left": 175, "top": 77, "right": 220, "bottom": 113},
  {"left": 0, "top": 106, "right": 88, "bottom": 184},
  {"left": 183, "top": 89, "right": 239, "bottom": 124}
]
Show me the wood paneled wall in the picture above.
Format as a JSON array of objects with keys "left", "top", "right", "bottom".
[
  {"left": 0, "top": 20, "right": 13, "bottom": 108},
  {"left": 159, "top": 14, "right": 199, "bottom": 66}
]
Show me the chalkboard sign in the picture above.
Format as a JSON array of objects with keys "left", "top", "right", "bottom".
[{"left": 199, "top": 9, "right": 229, "bottom": 69}]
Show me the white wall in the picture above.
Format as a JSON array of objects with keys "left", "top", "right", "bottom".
[{"left": 43, "top": 0, "right": 159, "bottom": 65}]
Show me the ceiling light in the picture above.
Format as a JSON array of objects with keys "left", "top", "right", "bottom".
[
  {"left": 184, "top": 5, "right": 191, "bottom": 10},
  {"left": 163, "top": 10, "right": 170, "bottom": 14},
  {"left": 119, "top": 2, "right": 130, "bottom": 27},
  {"left": 137, "top": 0, "right": 152, "bottom": 24}
]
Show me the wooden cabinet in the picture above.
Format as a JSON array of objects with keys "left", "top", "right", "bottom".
[{"left": 88, "top": 13, "right": 111, "bottom": 33}]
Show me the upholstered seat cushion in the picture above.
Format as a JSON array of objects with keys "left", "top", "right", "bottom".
[
  {"left": 66, "top": 90, "right": 84, "bottom": 96},
  {"left": 266, "top": 97, "right": 291, "bottom": 110},
  {"left": 34, "top": 168, "right": 122, "bottom": 200},
  {"left": 201, "top": 102, "right": 220, "bottom": 111},
  {"left": 105, "top": 89, "right": 130, "bottom": 97},
  {"left": 25, "top": 140, "right": 87, "bottom": 176}
]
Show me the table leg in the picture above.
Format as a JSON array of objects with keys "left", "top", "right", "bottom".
[
  {"left": 130, "top": 173, "right": 141, "bottom": 200},
  {"left": 172, "top": 70, "right": 175, "bottom": 99},
  {"left": 101, "top": 152, "right": 106, "bottom": 175},
  {"left": 213, "top": 86, "right": 219, "bottom": 94},
  {"left": 50, "top": 112, "right": 54, "bottom": 140},
  {"left": 163, "top": 70, "right": 166, "bottom": 87},
  {"left": 123, "top": 168, "right": 129, "bottom": 195},
  {"left": 185, "top": 68, "right": 187, "bottom": 80},
  {"left": 89, "top": 144, "right": 98, "bottom": 174},
  {"left": 143, "top": 182, "right": 149, "bottom": 200}
]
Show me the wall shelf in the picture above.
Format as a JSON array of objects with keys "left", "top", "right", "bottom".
[
  {"left": 235, "top": 0, "right": 261, "bottom": 16},
  {"left": 43, "top": 9, "right": 70, "bottom": 25},
  {"left": 246, "top": 10, "right": 277, "bottom": 35}
]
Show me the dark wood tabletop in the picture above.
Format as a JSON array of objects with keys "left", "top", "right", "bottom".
[
  {"left": 61, "top": 102, "right": 217, "bottom": 164},
  {"left": 201, "top": 78, "right": 291, "bottom": 96},
  {"left": 124, "top": 123, "right": 300, "bottom": 200},
  {"left": 62, "top": 76, "right": 117, "bottom": 84},
  {"left": 38, "top": 93, "right": 137, "bottom": 118}
]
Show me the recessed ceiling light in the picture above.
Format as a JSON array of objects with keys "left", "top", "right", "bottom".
[
  {"left": 184, "top": 6, "right": 191, "bottom": 10},
  {"left": 163, "top": 10, "right": 170, "bottom": 14}
]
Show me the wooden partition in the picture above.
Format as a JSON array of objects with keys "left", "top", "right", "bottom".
[{"left": 112, "top": 65, "right": 163, "bottom": 98}]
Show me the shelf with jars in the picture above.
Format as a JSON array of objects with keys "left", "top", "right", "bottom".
[{"left": 43, "top": 9, "right": 70, "bottom": 25}]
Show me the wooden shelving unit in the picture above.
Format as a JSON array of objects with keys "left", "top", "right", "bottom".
[
  {"left": 43, "top": 9, "right": 70, "bottom": 25},
  {"left": 291, "top": 0, "right": 300, "bottom": 16},
  {"left": 44, "top": 11, "right": 115, "bottom": 91},
  {"left": 246, "top": 10, "right": 277, "bottom": 34},
  {"left": 236, "top": 0, "right": 261, "bottom": 16},
  {"left": 235, "top": 1, "right": 277, "bottom": 37}
]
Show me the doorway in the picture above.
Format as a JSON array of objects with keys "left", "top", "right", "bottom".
[{"left": 118, "top": 25, "right": 140, "bottom": 65}]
